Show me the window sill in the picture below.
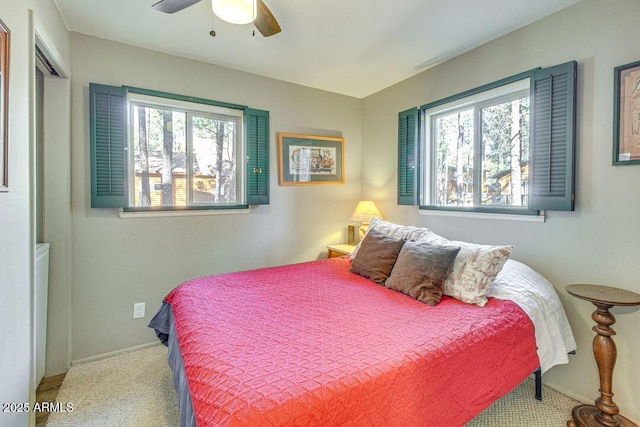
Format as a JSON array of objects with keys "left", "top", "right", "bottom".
[
  {"left": 418, "top": 207, "right": 545, "bottom": 223},
  {"left": 118, "top": 207, "right": 251, "bottom": 219}
]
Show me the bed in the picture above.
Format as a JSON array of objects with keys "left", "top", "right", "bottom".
[{"left": 150, "top": 220, "right": 576, "bottom": 427}]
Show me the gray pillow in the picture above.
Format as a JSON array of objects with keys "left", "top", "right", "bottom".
[
  {"left": 385, "top": 240, "right": 460, "bottom": 306},
  {"left": 349, "top": 228, "right": 405, "bottom": 285}
]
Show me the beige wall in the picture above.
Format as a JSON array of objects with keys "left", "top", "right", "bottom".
[
  {"left": 68, "top": 33, "right": 362, "bottom": 361},
  {"left": 0, "top": 3, "right": 32, "bottom": 425},
  {"left": 0, "top": 1, "right": 70, "bottom": 426},
  {"left": 362, "top": 0, "right": 640, "bottom": 421}
]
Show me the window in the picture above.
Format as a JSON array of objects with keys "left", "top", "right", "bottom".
[
  {"left": 398, "top": 61, "right": 577, "bottom": 214},
  {"left": 89, "top": 84, "right": 269, "bottom": 210},
  {"left": 129, "top": 94, "right": 243, "bottom": 208},
  {"left": 424, "top": 80, "right": 530, "bottom": 211}
]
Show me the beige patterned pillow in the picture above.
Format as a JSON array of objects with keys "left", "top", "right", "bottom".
[
  {"left": 350, "top": 217, "right": 437, "bottom": 259},
  {"left": 420, "top": 235, "right": 513, "bottom": 306}
]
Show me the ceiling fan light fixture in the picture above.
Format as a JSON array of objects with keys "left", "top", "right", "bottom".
[{"left": 211, "top": 0, "right": 257, "bottom": 25}]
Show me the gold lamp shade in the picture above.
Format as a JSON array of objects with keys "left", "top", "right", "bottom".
[{"left": 350, "top": 201, "right": 382, "bottom": 239}]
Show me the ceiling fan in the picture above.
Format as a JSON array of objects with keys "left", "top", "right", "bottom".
[{"left": 152, "top": 0, "right": 282, "bottom": 37}]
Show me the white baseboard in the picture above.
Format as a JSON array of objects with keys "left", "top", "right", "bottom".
[
  {"left": 71, "top": 341, "right": 162, "bottom": 366},
  {"left": 541, "top": 380, "right": 591, "bottom": 405}
]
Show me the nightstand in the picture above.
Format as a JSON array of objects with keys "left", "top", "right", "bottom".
[
  {"left": 327, "top": 244, "right": 356, "bottom": 258},
  {"left": 566, "top": 284, "right": 640, "bottom": 427}
]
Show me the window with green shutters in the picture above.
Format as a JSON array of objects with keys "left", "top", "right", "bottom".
[
  {"left": 89, "top": 83, "right": 269, "bottom": 210},
  {"left": 90, "top": 84, "right": 128, "bottom": 208},
  {"left": 397, "top": 108, "right": 418, "bottom": 206},
  {"left": 246, "top": 108, "right": 270, "bottom": 205},
  {"left": 398, "top": 60, "right": 576, "bottom": 214}
]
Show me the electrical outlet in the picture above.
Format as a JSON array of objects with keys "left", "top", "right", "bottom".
[{"left": 133, "top": 302, "right": 145, "bottom": 319}]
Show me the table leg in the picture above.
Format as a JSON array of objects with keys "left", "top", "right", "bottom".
[
  {"left": 567, "top": 302, "right": 638, "bottom": 427},
  {"left": 591, "top": 303, "right": 619, "bottom": 425}
]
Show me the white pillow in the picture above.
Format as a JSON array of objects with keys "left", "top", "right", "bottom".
[
  {"left": 420, "top": 234, "right": 513, "bottom": 306},
  {"left": 350, "top": 217, "right": 438, "bottom": 259}
]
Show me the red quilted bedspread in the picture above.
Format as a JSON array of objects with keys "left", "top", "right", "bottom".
[{"left": 165, "top": 257, "right": 538, "bottom": 427}]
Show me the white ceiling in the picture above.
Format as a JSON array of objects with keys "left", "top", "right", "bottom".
[{"left": 53, "top": 0, "right": 582, "bottom": 98}]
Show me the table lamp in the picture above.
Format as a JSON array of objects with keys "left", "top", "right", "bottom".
[{"left": 350, "top": 201, "right": 382, "bottom": 240}]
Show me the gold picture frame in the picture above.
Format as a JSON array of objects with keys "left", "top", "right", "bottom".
[{"left": 278, "top": 133, "right": 344, "bottom": 185}]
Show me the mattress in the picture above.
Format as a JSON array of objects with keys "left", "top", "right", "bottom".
[{"left": 150, "top": 256, "right": 548, "bottom": 426}]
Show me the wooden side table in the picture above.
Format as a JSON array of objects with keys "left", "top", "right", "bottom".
[
  {"left": 327, "top": 244, "right": 356, "bottom": 258},
  {"left": 566, "top": 284, "right": 640, "bottom": 427}
]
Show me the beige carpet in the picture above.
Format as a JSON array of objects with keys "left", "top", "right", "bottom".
[
  {"left": 47, "top": 345, "right": 178, "bottom": 427},
  {"left": 47, "top": 344, "right": 580, "bottom": 426}
]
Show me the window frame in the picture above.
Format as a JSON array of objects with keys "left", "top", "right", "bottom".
[
  {"left": 126, "top": 92, "right": 246, "bottom": 209},
  {"left": 397, "top": 61, "right": 577, "bottom": 215},
  {"left": 89, "top": 83, "right": 270, "bottom": 211},
  {"left": 420, "top": 75, "right": 536, "bottom": 215}
]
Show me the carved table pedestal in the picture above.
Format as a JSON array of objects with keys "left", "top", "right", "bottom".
[{"left": 566, "top": 284, "right": 640, "bottom": 427}]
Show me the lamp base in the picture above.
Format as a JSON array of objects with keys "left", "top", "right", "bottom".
[{"left": 347, "top": 225, "right": 356, "bottom": 245}]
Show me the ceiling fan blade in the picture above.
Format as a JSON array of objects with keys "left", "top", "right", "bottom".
[
  {"left": 152, "top": 0, "right": 202, "bottom": 14},
  {"left": 254, "top": 0, "right": 281, "bottom": 37}
]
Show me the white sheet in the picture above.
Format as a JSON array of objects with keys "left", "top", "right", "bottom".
[{"left": 488, "top": 259, "right": 577, "bottom": 374}]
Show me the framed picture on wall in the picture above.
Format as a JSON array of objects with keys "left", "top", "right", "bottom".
[
  {"left": 0, "top": 19, "right": 9, "bottom": 191},
  {"left": 613, "top": 60, "right": 640, "bottom": 165},
  {"left": 277, "top": 133, "right": 344, "bottom": 185}
]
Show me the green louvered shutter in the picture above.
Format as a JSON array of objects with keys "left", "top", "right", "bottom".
[
  {"left": 530, "top": 61, "right": 577, "bottom": 211},
  {"left": 246, "top": 108, "right": 270, "bottom": 205},
  {"left": 90, "top": 83, "right": 127, "bottom": 208},
  {"left": 397, "top": 107, "right": 419, "bottom": 205}
]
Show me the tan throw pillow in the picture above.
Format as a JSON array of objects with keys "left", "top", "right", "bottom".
[
  {"left": 385, "top": 241, "right": 461, "bottom": 306},
  {"left": 440, "top": 240, "right": 514, "bottom": 306},
  {"left": 349, "top": 228, "right": 405, "bottom": 285}
]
